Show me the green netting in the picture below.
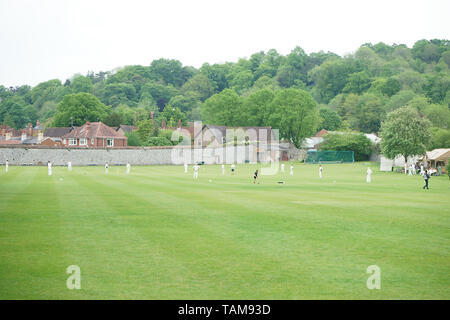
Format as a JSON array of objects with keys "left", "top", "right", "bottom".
[{"left": 305, "top": 150, "right": 354, "bottom": 164}]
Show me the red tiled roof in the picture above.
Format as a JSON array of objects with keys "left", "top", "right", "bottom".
[
  {"left": 0, "top": 140, "right": 21, "bottom": 145},
  {"left": 315, "top": 129, "right": 328, "bottom": 137},
  {"left": 63, "top": 122, "right": 127, "bottom": 139}
]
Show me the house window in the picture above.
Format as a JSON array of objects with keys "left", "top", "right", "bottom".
[
  {"left": 91, "top": 138, "right": 94, "bottom": 145},
  {"left": 107, "top": 139, "right": 114, "bottom": 147},
  {"left": 68, "top": 138, "right": 77, "bottom": 146},
  {"left": 79, "top": 138, "right": 87, "bottom": 146}
]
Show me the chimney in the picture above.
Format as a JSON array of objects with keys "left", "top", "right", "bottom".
[
  {"left": 21, "top": 130, "right": 27, "bottom": 142},
  {"left": 177, "top": 120, "right": 182, "bottom": 128},
  {"left": 5, "top": 131, "right": 11, "bottom": 140},
  {"left": 27, "top": 123, "right": 32, "bottom": 136},
  {"left": 161, "top": 119, "right": 166, "bottom": 129},
  {"left": 36, "top": 120, "right": 40, "bottom": 127},
  {"left": 150, "top": 111, "right": 155, "bottom": 123},
  {"left": 38, "top": 130, "right": 43, "bottom": 141}
]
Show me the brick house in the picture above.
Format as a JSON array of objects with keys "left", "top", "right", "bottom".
[{"left": 62, "top": 121, "right": 127, "bottom": 148}]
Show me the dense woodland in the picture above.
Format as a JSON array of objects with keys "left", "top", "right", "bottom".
[{"left": 0, "top": 39, "right": 449, "bottom": 149}]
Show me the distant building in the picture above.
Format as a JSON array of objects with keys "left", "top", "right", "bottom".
[
  {"left": 62, "top": 121, "right": 127, "bottom": 148},
  {"left": 115, "top": 125, "right": 138, "bottom": 136}
]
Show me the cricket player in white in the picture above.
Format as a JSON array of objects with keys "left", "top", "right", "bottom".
[
  {"left": 68, "top": 161, "right": 72, "bottom": 172},
  {"left": 281, "top": 163, "right": 285, "bottom": 173},
  {"left": 404, "top": 163, "right": 408, "bottom": 174},
  {"left": 319, "top": 165, "right": 323, "bottom": 179},
  {"left": 193, "top": 164, "right": 199, "bottom": 179},
  {"left": 5, "top": 160, "right": 8, "bottom": 173},
  {"left": 221, "top": 164, "right": 225, "bottom": 175},
  {"left": 47, "top": 161, "right": 52, "bottom": 176},
  {"left": 408, "top": 164, "right": 412, "bottom": 176},
  {"left": 184, "top": 162, "right": 188, "bottom": 174},
  {"left": 290, "top": 164, "right": 294, "bottom": 176},
  {"left": 126, "top": 162, "right": 131, "bottom": 175},
  {"left": 366, "top": 167, "right": 372, "bottom": 183},
  {"left": 105, "top": 162, "right": 109, "bottom": 174}
]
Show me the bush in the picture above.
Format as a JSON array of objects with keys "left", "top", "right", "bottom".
[
  {"left": 146, "top": 136, "right": 172, "bottom": 146},
  {"left": 125, "top": 131, "right": 142, "bottom": 146},
  {"left": 321, "top": 132, "right": 374, "bottom": 161}
]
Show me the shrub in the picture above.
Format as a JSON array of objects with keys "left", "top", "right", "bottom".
[{"left": 321, "top": 132, "right": 374, "bottom": 161}]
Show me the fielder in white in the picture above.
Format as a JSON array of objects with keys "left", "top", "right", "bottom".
[
  {"left": 105, "top": 162, "right": 109, "bottom": 174},
  {"left": 221, "top": 164, "right": 225, "bottom": 175},
  {"left": 47, "top": 161, "right": 52, "bottom": 176},
  {"left": 366, "top": 167, "right": 372, "bottom": 183},
  {"left": 404, "top": 163, "right": 408, "bottom": 175},
  {"left": 281, "top": 163, "right": 285, "bottom": 173},
  {"left": 126, "top": 162, "right": 131, "bottom": 175},
  {"left": 68, "top": 161, "right": 72, "bottom": 172},
  {"left": 408, "top": 164, "right": 412, "bottom": 176},
  {"left": 193, "top": 164, "right": 199, "bottom": 179},
  {"left": 319, "top": 165, "right": 323, "bottom": 179},
  {"left": 290, "top": 164, "right": 294, "bottom": 176},
  {"left": 5, "top": 160, "right": 8, "bottom": 173},
  {"left": 184, "top": 162, "right": 188, "bottom": 174}
]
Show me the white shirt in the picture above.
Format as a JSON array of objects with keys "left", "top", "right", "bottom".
[
  {"left": 48, "top": 162, "right": 52, "bottom": 168},
  {"left": 193, "top": 165, "right": 199, "bottom": 172}
]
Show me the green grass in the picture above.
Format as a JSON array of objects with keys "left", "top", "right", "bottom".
[{"left": 0, "top": 162, "right": 449, "bottom": 299}]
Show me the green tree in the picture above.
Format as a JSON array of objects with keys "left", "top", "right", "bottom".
[
  {"left": 242, "top": 88, "right": 275, "bottom": 126},
  {"left": 160, "top": 105, "right": 186, "bottom": 127},
  {"left": 180, "top": 74, "right": 215, "bottom": 101},
  {"left": 70, "top": 75, "right": 93, "bottom": 93},
  {"left": 318, "top": 107, "right": 341, "bottom": 131},
  {"left": 423, "top": 104, "right": 450, "bottom": 128},
  {"left": 202, "top": 89, "right": 243, "bottom": 126},
  {"left": 137, "top": 119, "right": 155, "bottom": 142},
  {"left": 267, "top": 88, "right": 319, "bottom": 148},
  {"left": 103, "top": 112, "right": 123, "bottom": 127},
  {"left": 428, "top": 127, "right": 450, "bottom": 149},
  {"left": 380, "top": 106, "right": 431, "bottom": 162},
  {"left": 321, "top": 132, "right": 374, "bottom": 161},
  {"left": 53, "top": 93, "right": 109, "bottom": 126},
  {"left": 125, "top": 131, "right": 143, "bottom": 146},
  {"left": 0, "top": 96, "right": 30, "bottom": 128}
]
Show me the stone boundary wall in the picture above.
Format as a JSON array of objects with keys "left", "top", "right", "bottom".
[{"left": 0, "top": 145, "right": 258, "bottom": 166}]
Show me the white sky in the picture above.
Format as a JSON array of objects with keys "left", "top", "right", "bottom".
[{"left": 0, "top": 0, "right": 449, "bottom": 87}]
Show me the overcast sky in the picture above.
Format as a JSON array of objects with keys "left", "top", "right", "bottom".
[{"left": 0, "top": 0, "right": 449, "bottom": 87}]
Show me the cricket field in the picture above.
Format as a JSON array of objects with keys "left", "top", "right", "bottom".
[{"left": 0, "top": 163, "right": 449, "bottom": 299}]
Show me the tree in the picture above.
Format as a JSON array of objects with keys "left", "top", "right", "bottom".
[
  {"left": 53, "top": 93, "right": 109, "bottom": 127},
  {"left": 136, "top": 119, "right": 155, "bottom": 142},
  {"left": 149, "top": 58, "right": 193, "bottom": 87},
  {"left": 70, "top": 75, "right": 93, "bottom": 93},
  {"left": 103, "top": 112, "right": 123, "bottom": 127},
  {"left": 423, "top": 104, "right": 450, "bottom": 128},
  {"left": 125, "top": 131, "right": 143, "bottom": 146},
  {"left": 318, "top": 107, "right": 341, "bottom": 131},
  {"left": 380, "top": 106, "right": 431, "bottom": 162},
  {"left": 202, "top": 89, "right": 243, "bottom": 126},
  {"left": 428, "top": 127, "right": 450, "bottom": 149},
  {"left": 321, "top": 132, "right": 374, "bottom": 161},
  {"left": 180, "top": 74, "right": 215, "bottom": 101},
  {"left": 242, "top": 88, "right": 275, "bottom": 127},
  {"left": 267, "top": 88, "right": 319, "bottom": 148},
  {"left": 160, "top": 105, "right": 186, "bottom": 127},
  {"left": 0, "top": 96, "right": 30, "bottom": 128}
]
